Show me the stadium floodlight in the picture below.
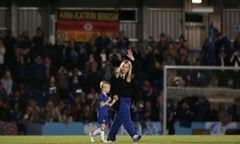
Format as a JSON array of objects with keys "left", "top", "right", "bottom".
[{"left": 192, "top": 0, "right": 202, "bottom": 4}]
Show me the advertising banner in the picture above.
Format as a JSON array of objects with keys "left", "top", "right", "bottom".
[
  {"left": 205, "top": 122, "right": 238, "bottom": 135},
  {"left": 56, "top": 10, "right": 119, "bottom": 42}
]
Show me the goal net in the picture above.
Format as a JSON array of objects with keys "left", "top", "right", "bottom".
[{"left": 162, "top": 65, "right": 240, "bottom": 134}]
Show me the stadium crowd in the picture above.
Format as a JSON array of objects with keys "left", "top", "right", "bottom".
[{"left": 0, "top": 27, "right": 239, "bottom": 131}]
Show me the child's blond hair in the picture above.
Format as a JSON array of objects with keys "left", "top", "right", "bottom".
[{"left": 100, "top": 80, "right": 110, "bottom": 89}]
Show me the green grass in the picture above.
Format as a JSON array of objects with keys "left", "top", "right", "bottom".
[{"left": 0, "top": 135, "right": 240, "bottom": 144}]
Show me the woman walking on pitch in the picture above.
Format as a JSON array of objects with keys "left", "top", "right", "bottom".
[
  {"left": 90, "top": 80, "right": 112, "bottom": 143},
  {"left": 107, "top": 49, "right": 141, "bottom": 142}
]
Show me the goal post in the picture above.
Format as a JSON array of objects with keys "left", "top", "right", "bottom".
[{"left": 163, "top": 65, "right": 240, "bottom": 135}]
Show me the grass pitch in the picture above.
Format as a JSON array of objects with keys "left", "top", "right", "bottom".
[{"left": 0, "top": 135, "right": 240, "bottom": 144}]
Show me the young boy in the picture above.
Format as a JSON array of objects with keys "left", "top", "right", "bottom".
[{"left": 89, "top": 80, "right": 112, "bottom": 143}]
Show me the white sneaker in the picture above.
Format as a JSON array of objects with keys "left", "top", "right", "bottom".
[
  {"left": 89, "top": 131, "right": 95, "bottom": 142},
  {"left": 133, "top": 135, "right": 141, "bottom": 142}
]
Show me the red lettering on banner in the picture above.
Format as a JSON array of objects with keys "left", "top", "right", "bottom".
[{"left": 56, "top": 10, "right": 119, "bottom": 42}]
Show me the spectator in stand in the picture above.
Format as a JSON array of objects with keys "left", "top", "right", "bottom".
[
  {"left": 162, "top": 53, "right": 176, "bottom": 68},
  {"left": 23, "top": 99, "right": 41, "bottom": 122},
  {"left": 131, "top": 43, "right": 142, "bottom": 80},
  {"left": 31, "top": 27, "right": 44, "bottom": 59},
  {"left": 109, "top": 32, "right": 119, "bottom": 49},
  {"left": 3, "top": 29, "right": 16, "bottom": 67},
  {"left": 215, "top": 30, "right": 232, "bottom": 59},
  {"left": 95, "top": 31, "right": 111, "bottom": 54},
  {"left": 32, "top": 27, "right": 44, "bottom": 53},
  {"left": 164, "top": 41, "right": 178, "bottom": 61},
  {"left": 41, "top": 36, "right": 55, "bottom": 59},
  {"left": 10, "top": 90, "right": 27, "bottom": 120},
  {"left": 68, "top": 67, "right": 85, "bottom": 93},
  {"left": 44, "top": 56, "right": 57, "bottom": 81},
  {"left": 229, "top": 49, "right": 240, "bottom": 88},
  {"left": 56, "top": 66, "right": 69, "bottom": 99},
  {"left": 233, "top": 32, "right": 240, "bottom": 51},
  {"left": 151, "top": 95, "right": 162, "bottom": 121},
  {"left": 178, "top": 45, "right": 188, "bottom": 59},
  {"left": 86, "top": 36, "right": 98, "bottom": 58},
  {"left": 78, "top": 47, "right": 88, "bottom": 70},
  {"left": 44, "top": 100, "right": 60, "bottom": 122},
  {"left": 56, "top": 99, "right": 67, "bottom": 114},
  {"left": 156, "top": 33, "right": 168, "bottom": 55},
  {"left": 178, "top": 100, "right": 193, "bottom": 128},
  {"left": 146, "top": 36, "right": 156, "bottom": 50},
  {"left": 85, "top": 52, "right": 98, "bottom": 70},
  {"left": 30, "top": 56, "right": 46, "bottom": 90},
  {"left": 189, "top": 58, "right": 209, "bottom": 86},
  {"left": 131, "top": 100, "right": 144, "bottom": 122},
  {"left": 144, "top": 45, "right": 162, "bottom": 80},
  {"left": 215, "top": 48, "right": 230, "bottom": 87},
  {"left": 152, "top": 48, "right": 163, "bottom": 80},
  {"left": 176, "top": 55, "right": 191, "bottom": 86},
  {"left": 109, "top": 46, "right": 122, "bottom": 68},
  {"left": 176, "top": 34, "right": 187, "bottom": 50},
  {"left": 0, "top": 38, "right": 6, "bottom": 77},
  {"left": 140, "top": 80, "right": 154, "bottom": 102},
  {"left": 70, "top": 95, "right": 82, "bottom": 121},
  {"left": 0, "top": 99, "right": 12, "bottom": 121},
  {"left": 18, "top": 83, "right": 30, "bottom": 100},
  {"left": 46, "top": 76, "right": 58, "bottom": 103},
  {"left": 0, "top": 82, "right": 7, "bottom": 101},
  {"left": 101, "top": 60, "right": 114, "bottom": 81},
  {"left": 87, "top": 86, "right": 98, "bottom": 101},
  {"left": 37, "top": 106, "right": 47, "bottom": 123},
  {"left": 167, "top": 69, "right": 185, "bottom": 87},
  {"left": 176, "top": 54, "right": 190, "bottom": 66},
  {"left": 14, "top": 55, "right": 29, "bottom": 85},
  {"left": 59, "top": 106, "right": 73, "bottom": 123},
  {"left": 84, "top": 55, "right": 95, "bottom": 82},
  {"left": 230, "top": 104, "right": 239, "bottom": 121},
  {"left": 193, "top": 97, "right": 210, "bottom": 121},
  {"left": 218, "top": 102, "right": 232, "bottom": 125},
  {"left": 99, "top": 48, "right": 108, "bottom": 68},
  {"left": 86, "top": 61, "right": 101, "bottom": 92},
  {"left": 79, "top": 104, "right": 94, "bottom": 123},
  {"left": 11, "top": 102, "right": 23, "bottom": 122},
  {"left": 79, "top": 92, "right": 88, "bottom": 107},
  {"left": 52, "top": 38, "right": 65, "bottom": 69},
  {"left": 143, "top": 101, "right": 152, "bottom": 122},
  {"left": 1, "top": 70, "right": 13, "bottom": 97},
  {"left": 88, "top": 86, "right": 99, "bottom": 121},
  {"left": 117, "top": 30, "right": 129, "bottom": 55},
  {"left": 15, "top": 31, "right": 31, "bottom": 63},
  {"left": 65, "top": 39, "right": 80, "bottom": 70},
  {"left": 167, "top": 99, "right": 177, "bottom": 134}
]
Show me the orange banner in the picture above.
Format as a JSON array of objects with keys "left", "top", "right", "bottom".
[{"left": 56, "top": 10, "right": 119, "bottom": 42}]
